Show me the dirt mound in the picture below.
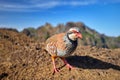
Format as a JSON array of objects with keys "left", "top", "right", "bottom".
[{"left": 0, "top": 30, "right": 120, "bottom": 80}]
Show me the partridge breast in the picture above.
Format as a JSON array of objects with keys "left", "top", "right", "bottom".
[
  {"left": 46, "top": 33, "right": 77, "bottom": 57},
  {"left": 46, "top": 33, "right": 65, "bottom": 56}
]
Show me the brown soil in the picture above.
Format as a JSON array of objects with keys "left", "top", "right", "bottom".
[{"left": 0, "top": 29, "right": 120, "bottom": 80}]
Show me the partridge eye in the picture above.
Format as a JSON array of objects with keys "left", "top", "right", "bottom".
[
  {"left": 76, "top": 32, "right": 79, "bottom": 33},
  {"left": 72, "top": 30, "right": 78, "bottom": 33},
  {"left": 74, "top": 31, "right": 79, "bottom": 34}
]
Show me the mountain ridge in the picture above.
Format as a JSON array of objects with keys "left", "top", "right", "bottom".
[
  {"left": 0, "top": 21, "right": 120, "bottom": 48},
  {"left": 21, "top": 22, "right": 120, "bottom": 49}
]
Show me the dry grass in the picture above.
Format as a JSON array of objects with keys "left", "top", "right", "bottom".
[{"left": 0, "top": 29, "right": 120, "bottom": 80}]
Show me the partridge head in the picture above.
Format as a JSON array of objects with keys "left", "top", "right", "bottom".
[{"left": 67, "top": 27, "right": 82, "bottom": 40}]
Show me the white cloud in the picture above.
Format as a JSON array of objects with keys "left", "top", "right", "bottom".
[
  {"left": 0, "top": 0, "right": 120, "bottom": 12},
  {"left": 0, "top": 1, "right": 59, "bottom": 11}
]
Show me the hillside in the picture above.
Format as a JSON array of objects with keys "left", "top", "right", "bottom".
[
  {"left": 22, "top": 22, "right": 120, "bottom": 49},
  {"left": 0, "top": 29, "right": 120, "bottom": 80}
]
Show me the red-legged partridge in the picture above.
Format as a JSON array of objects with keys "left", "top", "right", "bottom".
[{"left": 45, "top": 27, "right": 82, "bottom": 73}]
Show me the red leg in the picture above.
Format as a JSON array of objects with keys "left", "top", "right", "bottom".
[
  {"left": 60, "top": 57, "right": 74, "bottom": 70},
  {"left": 51, "top": 56, "right": 59, "bottom": 74}
]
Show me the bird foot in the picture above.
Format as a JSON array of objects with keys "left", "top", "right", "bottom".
[
  {"left": 66, "top": 64, "right": 74, "bottom": 70},
  {"left": 53, "top": 68, "right": 59, "bottom": 75}
]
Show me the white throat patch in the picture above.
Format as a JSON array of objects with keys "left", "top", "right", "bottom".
[{"left": 68, "top": 33, "right": 77, "bottom": 41}]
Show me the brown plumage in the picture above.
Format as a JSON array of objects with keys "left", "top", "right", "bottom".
[{"left": 45, "top": 27, "right": 82, "bottom": 73}]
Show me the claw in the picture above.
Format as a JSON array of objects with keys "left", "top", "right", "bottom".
[
  {"left": 66, "top": 63, "right": 74, "bottom": 70},
  {"left": 61, "top": 57, "right": 74, "bottom": 70},
  {"left": 53, "top": 68, "right": 59, "bottom": 74}
]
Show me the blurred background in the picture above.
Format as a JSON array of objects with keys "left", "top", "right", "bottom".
[
  {"left": 0, "top": 1, "right": 120, "bottom": 80},
  {"left": 0, "top": 0, "right": 120, "bottom": 48}
]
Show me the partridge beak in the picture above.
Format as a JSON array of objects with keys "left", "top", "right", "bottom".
[{"left": 77, "top": 33, "right": 82, "bottom": 39}]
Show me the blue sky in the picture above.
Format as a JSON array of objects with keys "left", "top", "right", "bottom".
[{"left": 0, "top": 0, "right": 120, "bottom": 37}]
